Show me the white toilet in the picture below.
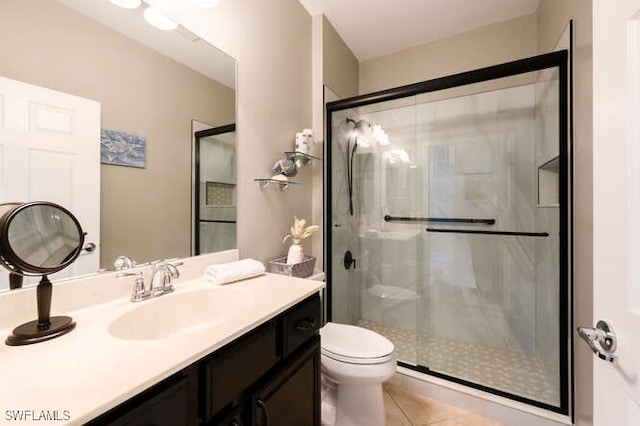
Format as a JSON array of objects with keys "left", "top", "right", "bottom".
[{"left": 320, "top": 322, "right": 396, "bottom": 426}]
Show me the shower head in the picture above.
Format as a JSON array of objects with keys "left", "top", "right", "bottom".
[
  {"left": 346, "top": 117, "right": 370, "bottom": 133},
  {"left": 346, "top": 117, "right": 372, "bottom": 147}
]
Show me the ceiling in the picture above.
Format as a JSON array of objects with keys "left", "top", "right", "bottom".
[
  {"left": 298, "top": 0, "right": 540, "bottom": 61},
  {"left": 60, "top": 0, "right": 235, "bottom": 88}
]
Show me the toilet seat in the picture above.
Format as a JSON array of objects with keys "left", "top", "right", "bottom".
[
  {"left": 321, "top": 348, "right": 395, "bottom": 365},
  {"left": 320, "top": 322, "right": 394, "bottom": 365}
]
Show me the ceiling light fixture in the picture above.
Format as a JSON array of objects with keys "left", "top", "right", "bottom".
[
  {"left": 143, "top": 6, "right": 179, "bottom": 31},
  {"left": 193, "top": 0, "right": 221, "bottom": 7},
  {"left": 109, "top": 0, "right": 142, "bottom": 9}
]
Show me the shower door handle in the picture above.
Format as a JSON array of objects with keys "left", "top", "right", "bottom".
[{"left": 577, "top": 320, "right": 617, "bottom": 363}]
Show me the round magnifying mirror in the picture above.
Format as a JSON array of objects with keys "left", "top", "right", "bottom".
[
  {"left": 0, "top": 202, "right": 84, "bottom": 275},
  {"left": 0, "top": 201, "right": 84, "bottom": 346}
]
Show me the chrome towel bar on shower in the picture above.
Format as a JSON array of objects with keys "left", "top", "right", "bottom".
[
  {"left": 426, "top": 228, "right": 549, "bottom": 237},
  {"left": 384, "top": 215, "right": 495, "bottom": 225}
]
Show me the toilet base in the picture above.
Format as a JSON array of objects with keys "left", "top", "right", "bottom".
[
  {"left": 322, "top": 381, "right": 386, "bottom": 426},
  {"left": 321, "top": 379, "right": 337, "bottom": 426}
]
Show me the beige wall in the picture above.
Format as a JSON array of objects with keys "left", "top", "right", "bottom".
[
  {"left": 308, "top": 15, "right": 360, "bottom": 273},
  {"left": 152, "top": 0, "right": 314, "bottom": 263},
  {"left": 322, "top": 16, "right": 359, "bottom": 99},
  {"left": 537, "top": 2, "right": 594, "bottom": 425},
  {"left": 0, "top": 0, "right": 235, "bottom": 268},
  {"left": 359, "top": 14, "right": 537, "bottom": 94}
]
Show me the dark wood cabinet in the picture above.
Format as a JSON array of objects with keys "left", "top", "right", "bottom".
[
  {"left": 201, "top": 320, "right": 279, "bottom": 420},
  {"left": 86, "top": 366, "right": 198, "bottom": 426},
  {"left": 87, "top": 293, "right": 321, "bottom": 426},
  {"left": 250, "top": 336, "right": 320, "bottom": 426}
]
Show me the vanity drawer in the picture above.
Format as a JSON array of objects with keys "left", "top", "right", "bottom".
[
  {"left": 281, "top": 293, "right": 321, "bottom": 357},
  {"left": 202, "top": 319, "right": 278, "bottom": 421}
]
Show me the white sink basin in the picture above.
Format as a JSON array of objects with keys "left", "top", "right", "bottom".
[{"left": 108, "top": 287, "right": 254, "bottom": 340}]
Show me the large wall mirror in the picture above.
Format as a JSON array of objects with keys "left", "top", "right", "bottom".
[{"left": 0, "top": 0, "right": 236, "bottom": 291}]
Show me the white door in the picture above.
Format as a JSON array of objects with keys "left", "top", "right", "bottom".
[
  {"left": 0, "top": 76, "right": 100, "bottom": 287},
  {"left": 591, "top": 1, "right": 640, "bottom": 424}
]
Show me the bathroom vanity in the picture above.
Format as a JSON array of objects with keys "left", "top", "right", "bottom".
[
  {"left": 88, "top": 293, "right": 321, "bottom": 425},
  {"left": 0, "top": 250, "right": 324, "bottom": 426}
]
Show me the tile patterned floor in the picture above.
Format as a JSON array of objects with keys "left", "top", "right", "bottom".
[
  {"left": 384, "top": 383, "right": 505, "bottom": 425},
  {"left": 360, "top": 320, "right": 559, "bottom": 406}
]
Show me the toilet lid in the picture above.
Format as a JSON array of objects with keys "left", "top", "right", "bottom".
[{"left": 320, "top": 322, "right": 394, "bottom": 361}]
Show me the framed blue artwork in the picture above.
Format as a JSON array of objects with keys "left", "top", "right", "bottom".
[{"left": 100, "top": 129, "right": 146, "bottom": 168}]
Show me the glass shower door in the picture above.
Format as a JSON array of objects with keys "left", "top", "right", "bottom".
[
  {"left": 416, "top": 68, "right": 564, "bottom": 408},
  {"left": 326, "top": 51, "right": 569, "bottom": 413}
]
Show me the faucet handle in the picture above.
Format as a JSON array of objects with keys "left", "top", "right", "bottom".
[
  {"left": 117, "top": 271, "right": 147, "bottom": 302},
  {"left": 165, "top": 262, "right": 181, "bottom": 278},
  {"left": 150, "top": 261, "right": 182, "bottom": 291}
]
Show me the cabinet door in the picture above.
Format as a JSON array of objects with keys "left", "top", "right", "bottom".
[
  {"left": 88, "top": 375, "right": 192, "bottom": 426},
  {"left": 202, "top": 320, "right": 278, "bottom": 421},
  {"left": 250, "top": 336, "right": 320, "bottom": 426}
]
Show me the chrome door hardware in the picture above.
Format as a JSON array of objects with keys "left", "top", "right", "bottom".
[{"left": 577, "top": 320, "right": 617, "bottom": 363}]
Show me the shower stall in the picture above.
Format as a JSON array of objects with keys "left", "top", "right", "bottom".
[{"left": 325, "top": 52, "right": 570, "bottom": 413}]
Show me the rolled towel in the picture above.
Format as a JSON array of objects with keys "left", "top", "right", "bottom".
[{"left": 205, "top": 258, "right": 265, "bottom": 285}]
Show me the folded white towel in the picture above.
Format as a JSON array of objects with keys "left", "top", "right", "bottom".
[{"left": 205, "top": 258, "right": 265, "bottom": 285}]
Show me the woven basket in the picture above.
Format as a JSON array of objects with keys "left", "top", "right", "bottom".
[{"left": 268, "top": 256, "right": 316, "bottom": 278}]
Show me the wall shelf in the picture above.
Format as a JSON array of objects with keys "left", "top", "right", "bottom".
[
  {"left": 254, "top": 178, "right": 301, "bottom": 191},
  {"left": 256, "top": 150, "right": 321, "bottom": 190},
  {"left": 284, "top": 151, "right": 323, "bottom": 166},
  {"left": 538, "top": 156, "right": 559, "bottom": 207}
]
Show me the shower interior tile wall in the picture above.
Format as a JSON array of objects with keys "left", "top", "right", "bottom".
[{"left": 354, "top": 84, "right": 546, "bottom": 351}]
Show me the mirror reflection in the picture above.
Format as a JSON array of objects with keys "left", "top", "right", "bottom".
[
  {"left": 0, "top": 0, "right": 236, "bottom": 291},
  {"left": 194, "top": 124, "right": 237, "bottom": 255}
]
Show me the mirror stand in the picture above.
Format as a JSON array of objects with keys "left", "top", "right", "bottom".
[{"left": 5, "top": 275, "right": 75, "bottom": 346}]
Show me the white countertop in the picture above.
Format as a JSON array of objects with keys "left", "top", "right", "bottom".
[{"left": 0, "top": 252, "right": 324, "bottom": 425}]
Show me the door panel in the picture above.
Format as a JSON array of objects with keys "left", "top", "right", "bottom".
[
  {"left": 591, "top": 1, "right": 640, "bottom": 424},
  {"left": 0, "top": 76, "right": 100, "bottom": 287}
]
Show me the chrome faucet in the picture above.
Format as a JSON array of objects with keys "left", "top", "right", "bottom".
[
  {"left": 117, "top": 260, "right": 182, "bottom": 302},
  {"left": 148, "top": 261, "right": 181, "bottom": 297}
]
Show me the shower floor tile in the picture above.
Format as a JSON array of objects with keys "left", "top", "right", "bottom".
[{"left": 358, "top": 320, "right": 559, "bottom": 407}]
